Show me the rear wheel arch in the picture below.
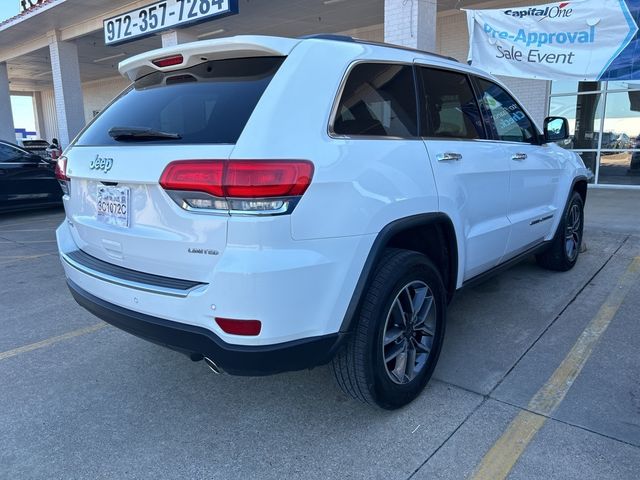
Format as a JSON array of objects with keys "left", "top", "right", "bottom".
[
  {"left": 573, "top": 178, "right": 588, "bottom": 204},
  {"left": 339, "top": 213, "right": 458, "bottom": 333},
  {"left": 536, "top": 190, "right": 584, "bottom": 271},
  {"left": 553, "top": 175, "right": 588, "bottom": 237}
]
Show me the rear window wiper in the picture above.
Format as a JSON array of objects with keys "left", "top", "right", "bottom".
[{"left": 108, "top": 126, "right": 182, "bottom": 141}]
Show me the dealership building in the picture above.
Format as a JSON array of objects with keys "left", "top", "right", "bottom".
[{"left": 0, "top": 0, "right": 638, "bottom": 187}]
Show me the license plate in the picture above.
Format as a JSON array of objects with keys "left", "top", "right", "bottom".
[{"left": 96, "top": 186, "right": 130, "bottom": 228}]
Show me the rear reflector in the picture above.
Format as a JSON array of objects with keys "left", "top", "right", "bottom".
[
  {"left": 152, "top": 54, "right": 184, "bottom": 68},
  {"left": 215, "top": 318, "right": 262, "bottom": 336},
  {"left": 159, "top": 160, "right": 314, "bottom": 199},
  {"left": 54, "top": 156, "right": 70, "bottom": 195},
  {"left": 54, "top": 156, "right": 69, "bottom": 181}
]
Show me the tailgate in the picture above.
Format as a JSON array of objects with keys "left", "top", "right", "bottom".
[{"left": 64, "top": 145, "right": 233, "bottom": 282}]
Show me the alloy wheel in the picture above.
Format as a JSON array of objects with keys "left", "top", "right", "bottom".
[
  {"left": 565, "top": 203, "right": 582, "bottom": 262},
  {"left": 381, "top": 280, "right": 436, "bottom": 385}
]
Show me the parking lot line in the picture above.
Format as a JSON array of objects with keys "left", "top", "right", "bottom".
[
  {"left": 3, "top": 240, "right": 57, "bottom": 244},
  {"left": 0, "top": 253, "right": 56, "bottom": 265},
  {"left": 470, "top": 256, "right": 640, "bottom": 480},
  {"left": 0, "top": 229, "right": 57, "bottom": 232},
  {"left": 0, "top": 217, "right": 62, "bottom": 229},
  {"left": 0, "top": 323, "right": 107, "bottom": 362}
]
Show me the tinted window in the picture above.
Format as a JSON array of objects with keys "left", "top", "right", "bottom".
[
  {"left": 476, "top": 78, "right": 537, "bottom": 144},
  {"left": 418, "top": 68, "right": 484, "bottom": 140},
  {"left": 0, "top": 144, "right": 26, "bottom": 162},
  {"left": 333, "top": 63, "right": 418, "bottom": 137},
  {"left": 76, "top": 56, "right": 284, "bottom": 146}
]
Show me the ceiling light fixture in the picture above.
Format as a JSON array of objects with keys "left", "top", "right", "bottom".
[
  {"left": 93, "top": 53, "right": 126, "bottom": 63},
  {"left": 198, "top": 28, "right": 226, "bottom": 39},
  {"left": 323, "top": 0, "right": 348, "bottom": 4}
]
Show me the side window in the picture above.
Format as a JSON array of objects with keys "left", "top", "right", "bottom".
[
  {"left": 333, "top": 63, "right": 418, "bottom": 138},
  {"left": 418, "top": 68, "right": 485, "bottom": 140},
  {"left": 476, "top": 78, "right": 538, "bottom": 144},
  {"left": 0, "top": 144, "right": 24, "bottom": 162}
]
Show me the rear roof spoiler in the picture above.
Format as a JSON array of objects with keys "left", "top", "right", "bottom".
[{"left": 118, "top": 35, "right": 300, "bottom": 81}]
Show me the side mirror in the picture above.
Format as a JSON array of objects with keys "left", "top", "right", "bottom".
[{"left": 544, "top": 116, "right": 570, "bottom": 143}]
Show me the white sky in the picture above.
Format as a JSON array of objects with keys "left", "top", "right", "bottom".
[{"left": 11, "top": 96, "right": 37, "bottom": 133}]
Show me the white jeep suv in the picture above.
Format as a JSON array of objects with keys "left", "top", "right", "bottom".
[{"left": 56, "top": 35, "right": 590, "bottom": 409}]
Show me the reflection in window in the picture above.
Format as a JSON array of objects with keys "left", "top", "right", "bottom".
[
  {"left": 607, "top": 81, "right": 640, "bottom": 92},
  {"left": 333, "top": 63, "right": 418, "bottom": 137},
  {"left": 477, "top": 78, "right": 537, "bottom": 143},
  {"left": 602, "top": 92, "right": 640, "bottom": 149},
  {"left": 549, "top": 90, "right": 603, "bottom": 175},
  {"left": 419, "top": 68, "right": 484, "bottom": 139},
  {"left": 0, "top": 144, "right": 23, "bottom": 162},
  {"left": 549, "top": 94, "right": 603, "bottom": 154},
  {"left": 551, "top": 80, "right": 602, "bottom": 95},
  {"left": 550, "top": 80, "right": 640, "bottom": 185},
  {"left": 599, "top": 91, "right": 640, "bottom": 182}
]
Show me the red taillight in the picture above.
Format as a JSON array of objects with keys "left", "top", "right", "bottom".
[
  {"left": 215, "top": 318, "right": 262, "bottom": 336},
  {"left": 224, "top": 161, "right": 313, "bottom": 198},
  {"left": 160, "top": 160, "right": 225, "bottom": 197},
  {"left": 159, "top": 160, "right": 314, "bottom": 199},
  {"left": 152, "top": 54, "right": 184, "bottom": 67},
  {"left": 55, "top": 156, "right": 69, "bottom": 181}
]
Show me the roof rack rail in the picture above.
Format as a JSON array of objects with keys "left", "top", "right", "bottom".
[{"left": 299, "top": 34, "right": 459, "bottom": 63}]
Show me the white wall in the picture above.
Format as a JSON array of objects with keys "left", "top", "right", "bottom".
[
  {"left": 82, "top": 76, "right": 130, "bottom": 123},
  {"left": 340, "top": 24, "right": 384, "bottom": 42},
  {"left": 38, "top": 75, "right": 129, "bottom": 142},
  {"left": 40, "top": 88, "right": 59, "bottom": 142}
]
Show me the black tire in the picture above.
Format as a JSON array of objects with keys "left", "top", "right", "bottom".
[
  {"left": 331, "top": 248, "right": 446, "bottom": 409},
  {"left": 536, "top": 191, "right": 584, "bottom": 272}
]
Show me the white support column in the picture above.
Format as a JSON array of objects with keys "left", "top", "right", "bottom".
[
  {"left": 32, "top": 91, "right": 47, "bottom": 140},
  {"left": 161, "top": 29, "right": 198, "bottom": 47},
  {"left": 49, "top": 31, "right": 85, "bottom": 147},
  {"left": 384, "top": 0, "right": 437, "bottom": 52},
  {"left": 0, "top": 63, "right": 16, "bottom": 143}
]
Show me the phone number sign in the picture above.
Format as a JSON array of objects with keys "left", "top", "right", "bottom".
[{"left": 104, "top": 0, "right": 239, "bottom": 46}]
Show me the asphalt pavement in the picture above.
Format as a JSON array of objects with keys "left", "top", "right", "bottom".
[{"left": 1, "top": 188, "right": 639, "bottom": 479}]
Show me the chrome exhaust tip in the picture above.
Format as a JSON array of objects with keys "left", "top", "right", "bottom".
[{"left": 203, "top": 357, "right": 222, "bottom": 374}]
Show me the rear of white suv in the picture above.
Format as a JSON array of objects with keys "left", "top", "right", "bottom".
[{"left": 58, "top": 37, "right": 351, "bottom": 370}]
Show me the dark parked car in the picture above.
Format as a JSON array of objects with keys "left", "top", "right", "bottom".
[
  {"left": 0, "top": 140, "right": 62, "bottom": 212},
  {"left": 18, "top": 139, "right": 52, "bottom": 160}
]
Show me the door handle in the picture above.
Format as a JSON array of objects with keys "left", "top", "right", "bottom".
[
  {"left": 511, "top": 153, "right": 527, "bottom": 161},
  {"left": 436, "top": 152, "right": 463, "bottom": 162}
]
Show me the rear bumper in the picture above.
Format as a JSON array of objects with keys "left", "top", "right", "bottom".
[{"left": 67, "top": 280, "right": 345, "bottom": 376}]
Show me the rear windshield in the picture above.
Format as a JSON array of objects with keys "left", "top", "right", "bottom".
[{"left": 76, "top": 56, "right": 284, "bottom": 146}]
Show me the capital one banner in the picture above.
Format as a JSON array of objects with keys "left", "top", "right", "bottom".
[{"left": 465, "top": 1, "right": 640, "bottom": 80}]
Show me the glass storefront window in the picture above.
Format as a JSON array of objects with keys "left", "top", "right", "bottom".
[
  {"left": 602, "top": 91, "right": 640, "bottom": 148},
  {"left": 598, "top": 91, "right": 640, "bottom": 183},
  {"left": 598, "top": 151, "right": 640, "bottom": 185},
  {"left": 551, "top": 80, "right": 602, "bottom": 95},
  {"left": 549, "top": 81, "right": 640, "bottom": 186},
  {"left": 549, "top": 94, "right": 603, "bottom": 150},
  {"left": 606, "top": 81, "right": 640, "bottom": 92}
]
